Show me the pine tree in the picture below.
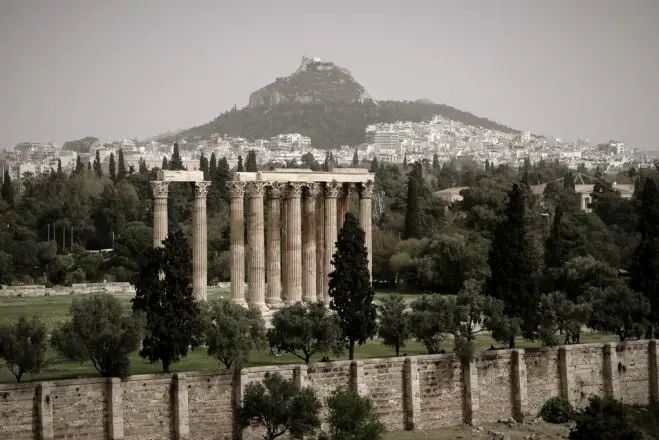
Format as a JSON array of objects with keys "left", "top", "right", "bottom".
[
  {"left": 117, "top": 149, "right": 127, "bottom": 181},
  {"left": 237, "top": 155, "right": 244, "bottom": 172},
  {"left": 108, "top": 153, "right": 117, "bottom": 182},
  {"left": 484, "top": 183, "right": 542, "bottom": 348},
  {"left": 328, "top": 213, "right": 377, "bottom": 360},
  {"left": 169, "top": 143, "right": 184, "bottom": 170},
  {"left": 93, "top": 150, "right": 103, "bottom": 177},
  {"left": 1, "top": 170, "right": 14, "bottom": 206},
  {"left": 132, "top": 230, "right": 203, "bottom": 372},
  {"left": 403, "top": 162, "right": 421, "bottom": 239},
  {"left": 629, "top": 177, "right": 659, "bottom": 335}
]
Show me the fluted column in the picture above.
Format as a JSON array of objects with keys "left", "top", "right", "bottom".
[
  {"left": 192, "top": 181, "right": 210, "bottom": 301},
  {"left": 337, "top": 184, "right": 350, "bottom": 233},
  {"left": 247, "top": 182, "right": 267, "bottom": 309},
  {"left": 281, "top": 190, "right": 288, "bottom": 303},
  {"left": 315, "top": 193, "right": 325, "bottom": 303},
  {"left": 229, "top": 181, "right": 247, "bottom": 306},
  {"left": 266, "top": 184, "right": 284, "bottom": 308},
  {"left": 302, "top": 183, "right": 319, "bottom": 303},
  {"left": 286, "top": 183, "right": 304, "bottom": 304},
  {"left": 151, "top": 181, "right": 169, "bottom": 248},
  {"left": 359, "top": 180, "right": 374, "bottom": 283},
  {"left": 323, "top": 181, "right": 341, "bottom": 303}
]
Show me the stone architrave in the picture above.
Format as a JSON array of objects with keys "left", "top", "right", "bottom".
[
  {"left": 359, "top": 180, "right": 374, "bottom": 282},
  {"left": 247, "top": 182, "right": 267, "bottom": 309},
  {"left": 266, "top": 183, "right": 285, "bottom": 308},
  {"left": 151, "top": 181, "right": 169, "bottom": 248},
  {"left": 323, "top": 181, "right": 341, "bottom": 303},
  {"left": 229, "top": 181, "right": 247, "bottom": 306},
  {"left": 302, "top": 183, "right": 319, "bottom": 303},
  {"left": 286, "top": 182, "right": 304, "bottom": 304},
  {"left": 192, "top": 181, "right": 210, "bottom": 301}
]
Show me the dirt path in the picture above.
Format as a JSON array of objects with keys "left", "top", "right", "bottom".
[{"left": 386, "top": 421, "right": 571, "bottom": 440}]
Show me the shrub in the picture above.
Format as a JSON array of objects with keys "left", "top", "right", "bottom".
[
  {"left": 540, "top": 396, "right": 573, "bottom": 423},
  {"left": 569, "top": 396, "right": 643, "bottom": 440},
  {"left": 319, "top": 388, "right": 385, "bottom": 440}
]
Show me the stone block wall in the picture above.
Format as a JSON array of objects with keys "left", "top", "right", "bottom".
[
  {"left": 1, "top": 341, "right": 658, "bottom": 440},
  {"left": 0, "top": 282, "right": 136, "bottom": 297}
]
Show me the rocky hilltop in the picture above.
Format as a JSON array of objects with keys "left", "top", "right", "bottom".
[{"left": 248, "top": 56, "right": 374, "bottom": 108}]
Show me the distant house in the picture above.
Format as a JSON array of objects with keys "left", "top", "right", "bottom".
[{"left": 434, "top": 186, "right": 469, "bottom": 203}]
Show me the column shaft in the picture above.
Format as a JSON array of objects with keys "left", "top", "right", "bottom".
[
  {"left": 324, "top": 182, "right": 341, "bottom": 303},
  {"left": 359, "top": 181, "right": 374, "bottom": 283},
  {"left": 247, "top": 182, "right": 267, "bottom": 309},
  {"left": 281, "top": 191, "right": 288, "bottom": 303},
  {"left": 151, "top": 181, "right": 169, "bottom": 247},
  {"left": 315, "top": 194, "right": 325, "bottom": 302},
  {"left": 192, "top": 181, "right": 210, "bottom": 301},
  {"left": 286, "top": 183, "right": 304, "bottom": 304},
  {"left": 229, "top": 181, "right": 247, "bottom": 306},
  {"left": 302, "top": 184, "right": 319, "bottom": 303},
  {"left": 266, "top": 184, "right": 284, "bottom": 308}
]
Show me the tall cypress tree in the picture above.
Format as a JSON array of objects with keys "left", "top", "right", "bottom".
[
  {"left": 161, "top": 156, "right": 169, "bottom": 170},
  {"left": 209, "top": 153, "right": 218, "bottom": 178},
  {"left": 328, "top": 213, "right": 377, "bottom": 360},
  {"left": 57, "top": 159, "right": 63, "bottom": 176},
  {"left": 352, "top": 149, "right": 359, "bottom": 166},
  {"left": 199, "top": 154, "right": 209, "bottom": 180},
  {"left": 108, "top": 153, "right": 117, "bottom": 182},
  {"left": 245, "top": 151, "right": 258, "bottom": 172},
  {"left": 169, "top": 143, "right": 184, "bottom": 170},
  {"left": 485, "top": 183, "right": 542, "bottom": 348},
  {"left": 1, "top": 170, "right": 14, "bottom": 206},
  {"left": 237, "top": 156, "right": 244, "bottom": 172},
  {"left": 630, "top": 177, "right": 659, "bottom": 335},
  {"left": 117, "top": 149, "right": 127, "bottom": 181},
  {"left": 403, "top": 162, "right": 421, "bottom": 239},
  {"left": 93, "top": 150, "right": 103, "bottom": 177}
]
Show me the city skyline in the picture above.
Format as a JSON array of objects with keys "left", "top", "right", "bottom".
[{"left": 1, "top": 0, "right": 658, "bottom": 149}]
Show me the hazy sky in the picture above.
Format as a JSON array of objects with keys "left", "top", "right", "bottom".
[{"left": 1, "top": 0, "right": 658, "bottom": 150}]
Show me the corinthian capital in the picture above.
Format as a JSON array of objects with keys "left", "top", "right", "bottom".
[
  {"left": 324, "top": 181, "right": 341, "bottom": 198},
  {"left": 228, "top": 181, "right": 246, "bottom": 199},
  {"left": 248, "top": 181, "right": 267, "bottom": 198},
  {"left": 359, "top": 180, "right": 374, "bottom": 199},
  {"left": 287, "top": 182, "right": 304, "bottom": 198},
  {"left": 151, "top": 181, "right": 169, "bottom": 198},
  {"left": 194, "top": 181, "right": 211, "bottom": 198},
  {"left": 304, "top": 182, "right": 321, "bottom": 199},
  {"left": 268, "top": 182, "right": 286, "bottom": 199}
]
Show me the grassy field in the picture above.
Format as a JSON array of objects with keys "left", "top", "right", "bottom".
[{"left": 0, "top": 288, "right": 617, "bottom": 383}]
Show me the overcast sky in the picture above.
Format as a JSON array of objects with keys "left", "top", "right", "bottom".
[{"left": 1, "top": 0, "right": 658, "bottom": 150}]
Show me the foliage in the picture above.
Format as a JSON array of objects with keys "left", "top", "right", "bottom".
[
  {"left": 329, "top": 213, "right": 377, "bottom": 360},
  {"left": 237, "top": 372, "right": 321, "bottom": 440},
  {"left": 51, "top": 294, "right": 144, "bottom": 378},
  {"left": 536, "top": 291, "right": 591, "bottom": 346},
  {"left": 376, "top": 296, "right": 410, "bottom": 356},
  {"left": 569, "top": 396, "right": 643, "bottom": 440},
  {"left": 132, "top": 230, "right": 204, "bottom": 372},
  {"left": 318, "top": 388, "right": 386, "bottom": 440},
  {"left": 408, "top": 295, "right": 453, "bottom": 354},
  {"left": 539, "top": 396, "right": 574, "bottom": 423},
  {"left": 267, "top": 302, "right": 342, "bottom": 364},
  {"left": 204, "top": 300, "right": 266, "bottom": 369},
  {"left": 584, "top": 284, "right": 650, "bottom": 341},
  {"left": 0, "top": 316, "right": 49, "bottom": 382}
]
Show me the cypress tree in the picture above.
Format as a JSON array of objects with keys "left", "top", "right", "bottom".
[
  {"left": 161, "top": 156, "right": 168, "bottom": 170},
  {"left": 352, "top": 149, "right": 359, "bottom": 166},
  {"left": 169, "top": 143, "right": 184, "bottom": 170},
  {"left": 630, "top": 177, "right": 659, "bottom": 335},
  {"left": 57, "top": 159, "right": 63, "bottom": 176},
  {"left": 199, "top": 154, "right": 209, "bottom": 180},
  {"left": 237, "top": 156, "right": 244, "bottom": 172},
  {"left": 484, "top": 183, "right": 542, "bottom": 348},
  {"left": 1, "top": 170, "right": 14, "bottom": 206},
  {"left": 403, "top": 162, "right": 421, "bottom": 239},
  {"left": 93, "top": 150, "right": 103, "bottom": 177},
  {"left": 117, "top": 149, "right": 127, "bottom": 181},
  {"left": 209, "top": 153, "right": 218, "bottom": 178},
  {"left": 369, "top": 157, "right": 378, "bottom": 173},
  {"left": 245, "top": 151, "right": 258, "bottom": 172},
  {"left": 328, "top": 213, "right": 377, "bottom": 360},
  {"left": 108, "top": 153, "right": 117, "bottom": 182}
]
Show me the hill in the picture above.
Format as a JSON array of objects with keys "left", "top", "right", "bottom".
[{"left": 168, "top": 56, "right": 518, "bottom": 148}]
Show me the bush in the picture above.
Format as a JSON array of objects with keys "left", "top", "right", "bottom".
[
  {"left": 569, "top": 396, "right": 643, "bottom": 440},
  {"left": 319, "top": 388, "right": 385, "bottom": 440},
  {"left": 540, "top": 396, "right": 573, "bottom": 423}
]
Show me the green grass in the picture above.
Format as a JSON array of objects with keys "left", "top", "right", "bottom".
[{"left": 0, "top": 289, "right": 617, "bottom": 384}]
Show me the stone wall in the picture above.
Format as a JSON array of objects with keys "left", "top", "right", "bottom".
[
  {"left": 1, "top": 340, "right": 658, "bottom": 440},
  {"left": 0, "top": 282, "right": 136, "bottom": 297}
]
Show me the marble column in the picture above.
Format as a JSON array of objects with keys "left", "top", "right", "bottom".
[
  {"left": 359, "top": 180, "right": 374, "bottom": 283},
  {"left": 286, "top": 183, "right": 304, "bottom": 304},
  {"left": 229, "top": 181, "right": 247, "bottom": 306},
  {"left": 266, "top": 183, "right": 284, "bottom": 308},
  {"left": 151, "top": 181, "right": 169, "bottom": 248},
  {"left": 247, "top": 182, "right": 267, "bottom": 309},
  {"left": 281, "top": 189, "right": 288, "bottom": 303},
  {"left": 323, "top": 181, "right": 341, "bottom": 303},
  {"left": 337, "top": 184, "right": 350, "bottom": 233},
  {"left": 302, "top": 183, "right": 319, "bottom": 303},
  {"left": 315, "top": 193, "right": 325, "bottom": 303},
  {"left": 192, "top": 181, "right": 210, "bottom": 301}
]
